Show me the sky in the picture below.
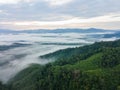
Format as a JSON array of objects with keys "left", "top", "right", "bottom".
[{"left": 0, "top": 0, "right": 120, "bottom": 30}]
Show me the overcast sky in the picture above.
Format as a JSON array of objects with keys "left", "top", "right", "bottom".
[{"left": 0, "top": 0, "right": 120, "bottom": 30}]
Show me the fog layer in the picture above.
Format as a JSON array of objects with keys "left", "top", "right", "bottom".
[{"left": 0, "top": 32, "right": 119, "bottom": 83}]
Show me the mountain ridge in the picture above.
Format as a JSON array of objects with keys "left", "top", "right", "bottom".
[{"left": 0, "top": 28, "right": 118, "bottom": 34}]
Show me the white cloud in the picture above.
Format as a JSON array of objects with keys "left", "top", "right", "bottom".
[
  {"left": 0, "top": 0, "right": 36, "bottom": 4},
  {"left": 0, "top": 13, "right": 120, "bottom": 30},
  {"left": 10, "top": 13, "right": 120, "bottom": 25},
  {"left": 44, "top": 0, "right": 73, "bottom": 6},
  {"left": 0, "top": 10, "right": 9, "bottom": 15},
  {"left": 0, "top": 0, "right": 21, "bottom": 4},
  {"left": 0, "top": 10, "right": 3, "bottom": 13},
  {"left": 0, "top": 0, "right": 73, "bottom": 6}
]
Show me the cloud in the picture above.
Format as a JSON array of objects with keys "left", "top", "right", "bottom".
[
  {"left": 0, "top": 10, "right": 9, "bottom": 16},
  {"left": 5, "top": 14, "right": 120, "bottom": 25},
  {"left": 44, "top": 0, "right": 73, "bottom": 6},
  {"left": 0, "top": 0, "right": 36, "bottom": 5},
  {"left": 0, "top": 0, "right": 21, "bottom": 4},
  {"left": 0, "top": 10, "right": 3, "bottom": 13},
  {"left": 0, "top": 0, "right": 119, "bottom": 30},
  {"left": 0, "top": 13, "right": 120, "bottom": 30},
  {"left": 0, "top": 10, "right": 3, "bottom": 12},
  {"left": 0, "top": 0, "right": 73, "bottom": 6}
]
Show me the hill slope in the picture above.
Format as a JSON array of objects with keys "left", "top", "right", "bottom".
[{"left": 2, "top": 40, "right": 120, "bottom": 90}]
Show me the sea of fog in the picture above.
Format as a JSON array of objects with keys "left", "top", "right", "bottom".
[{"left": 0, "top": 32, "right": 119, "bottom": 83}]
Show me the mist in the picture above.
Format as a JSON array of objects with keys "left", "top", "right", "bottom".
[{"left": 0, "top": 31, "right": 119, "bottom": 83}]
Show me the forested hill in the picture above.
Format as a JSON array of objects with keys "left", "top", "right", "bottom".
[
  {"left": 1, "top": 40, "right": 120, "bottom": 90},
  {"left": 40, "top": 39, "right": 120, "bottom": 65}
]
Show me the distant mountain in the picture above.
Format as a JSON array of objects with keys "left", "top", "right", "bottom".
[
  {"left": 0, "top": 43, "right": 31, "bottom": 51},
  {"left": 0, "top": 29, "right": 18, "bottom": 33},
  {"left": 0, "top": 28, "right": 118, "bottom": 34},
  {"left": 104, "top": 31, "right": 120, "bottom": 38}
]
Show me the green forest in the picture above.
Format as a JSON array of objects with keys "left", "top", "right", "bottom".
[{"left": 1, "top": 40, "right": 120, "bottom": 90}]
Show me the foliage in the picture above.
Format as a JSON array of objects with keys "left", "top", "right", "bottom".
[{"left": 1, "top": 40, "right": 120, "bottom": 90}]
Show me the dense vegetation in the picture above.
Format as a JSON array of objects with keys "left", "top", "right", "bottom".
[{"left": 1, "top": 40, "right": 120, "bottom": 90}]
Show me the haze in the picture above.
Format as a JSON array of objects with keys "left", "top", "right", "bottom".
[{"left": 0, "top": 31, "right": 119, "bottom": 83}]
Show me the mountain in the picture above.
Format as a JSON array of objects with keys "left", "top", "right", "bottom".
[
  {"left": 104, "top": 31, "right": 120, "bottom": 38},
  {"left": 3, "top": 39, "right": 119, "bottom": 90},
  {"left": 0, "top": 28, "right": 117, "bottom": 34},
  {"left": 0, "top": 29, "right": 18, "bottom": 33},
  {"left": 0, "top": 43, "right": 31, "bottom": 51}
]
